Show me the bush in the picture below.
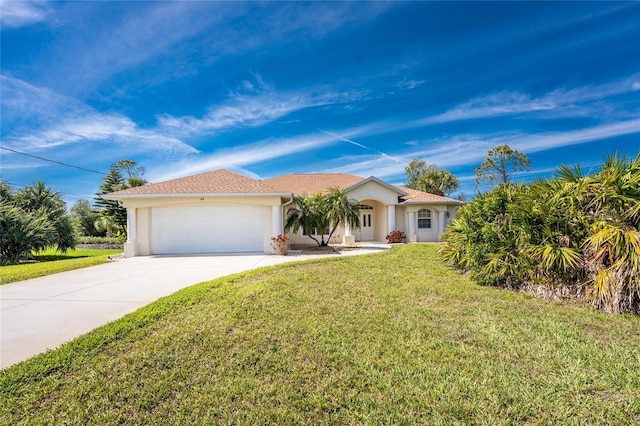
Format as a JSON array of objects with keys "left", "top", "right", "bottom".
[
  {"left": 0, "top": 181, "right": 77, "bottom": 264},
  {"left": 441, "top": 153, "right": 640, "bottom": 315},
  {"left": 270, "top": 234, "right": 290, "bottom": 255},
  {"left": 0, "top": 203, "right": 53, "bottom": 265},
  {"left": 76, "top": 235, "right": 126, "bottom": 245},
  {"left": 385, "top": 230, "right": 406, "bottom": 243}
]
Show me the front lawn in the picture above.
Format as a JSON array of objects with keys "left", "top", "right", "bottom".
[
  {"left": 1, "top": 245, "right": 638, "bottom": 424},
  {"left": 0, "top": 248, "right": 122, "bottom": 284}
]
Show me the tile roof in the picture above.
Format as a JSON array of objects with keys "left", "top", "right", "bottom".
[
  {"left": 108, "top": 169, "right": 288, "bottom": 196},
  {"left": 266, "top": 173, "right": 462, "bottom": 204},
  {"left": 395, "top": 186, "right": 463, "bottom": 204},
  {"left": 264, "top": 173, "right": 366, "bottom": 196},
  {"left": 107, "top": 169, "right": 463, "bottom": 205}
]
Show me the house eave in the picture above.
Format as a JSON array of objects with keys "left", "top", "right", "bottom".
[
  {"left": 103, "top": 192, "right": 294, "bottom": 201},
  {"left": 400, "top": 201, "right": 464, "bottom": 206}
]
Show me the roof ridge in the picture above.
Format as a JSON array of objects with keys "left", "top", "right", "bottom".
[
  {"left": 394, "top": 184, "right": 462, "bottom": 203},
  {"left": 265, "top": 172, "right": 363, "bottom": 178}
]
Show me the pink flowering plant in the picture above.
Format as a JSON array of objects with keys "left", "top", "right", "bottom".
[
  {"left": 385, "top": 230, "right": 406, "bottom": 243},
  {"left": 270, "top": 234, "right": 290, "bottom": 255}
]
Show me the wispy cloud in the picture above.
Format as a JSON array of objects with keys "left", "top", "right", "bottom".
[
  {"left": 37, "top": 2, "right": 392, "bottom": 96},
  {"left": 419, "top": 73, "right": 640, "bottom": 124},
  {"left": 396, "top": 79, "right": 427, "bottom": 90},
  {"left": 1, "top": 75, "right": 197, "bottom": 155},
  {"left": 153, "top": 134, "right": 338, "bottom": 181},
  {"left": 152, "top": 123, "right": 380, "bottom": 181},
  {"left": 324, "top": 119, "right": 640, "bottom": 179},
  {"left": 0, "top": 0, "right": 51, "bottom": 28},
  {"left": 156, "top": 78, "right": 368, "bottom": 138},
  {"left": 156, "top": 93, "right": 315, "bottom": 138}
]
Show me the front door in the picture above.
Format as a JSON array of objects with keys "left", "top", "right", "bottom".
[{"left": 356, "top": 204, "right": 374, "bottom": 241}]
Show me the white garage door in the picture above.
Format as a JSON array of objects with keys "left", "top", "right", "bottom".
[{"left": 151, "top": 205, "right": 265, "bottom": 254}]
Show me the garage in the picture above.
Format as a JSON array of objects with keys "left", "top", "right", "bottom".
[{"left": 150, "top": 205, "right": 265, "bottom": 254}]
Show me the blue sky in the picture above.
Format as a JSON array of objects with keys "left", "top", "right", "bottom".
[{"left": 1, "top": 1, "right": 639, "bottom": 204}]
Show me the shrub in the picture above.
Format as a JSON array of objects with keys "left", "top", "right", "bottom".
[
  {"left": 385, "top": 230, "right": 406, "bottom": 243},
  {"left": 441, "top": 153, "right": 640, "bottom": 315},
  {"left": 0, "top": 203, "right": 53, "bottom": 265},
  {"left": 77, "top": 235, "right": 126, "bottom": 245},
  {"left": 270, "top": 234, "right": 290, "bottom": 255}
]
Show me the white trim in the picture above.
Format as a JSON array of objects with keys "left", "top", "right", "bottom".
[
  {"left": 400, "top": 200, "right": 464, "bottom": 206},
  {"left": 105, "top": 192, "right": 293, "bottom": 200},
  {"left": 272, "top": 205, "right": 282, "bottom": 236},
  {"left": 438, "top": 210, "right": 446, "bottom": 239},
  {"left": 387, "top": 205, "right": 396, "bottom": 233},
  {"left": 126, "top": 208, "right": 137, "bottom": 243}
]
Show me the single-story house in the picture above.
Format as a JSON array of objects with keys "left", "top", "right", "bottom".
[{"left": 105, "top": 169, "right": 463, "bottom": 257}]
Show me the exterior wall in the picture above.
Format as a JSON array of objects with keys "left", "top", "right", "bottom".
[
  {"left": 394, "top": 206, "right": 406, "bottom": 233},
  {"left": 263, "top": 205, "right": 273, "bottom": 253},
  {"left": 396, "top": 205, "right": 458, "bottom": 242},
  {"left": 447, "top": 205, "right": 458, "bottom": 224},
  {"left": 346, "top": 181, "right": 400, "bottom": 205},
  {"left": 287, "top": 228, "right": 343, "bottom": 246},
  {"left": 137, "top": 208, "right": 151, "bottom": 256}
]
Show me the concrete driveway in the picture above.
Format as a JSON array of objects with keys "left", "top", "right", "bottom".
[{"left": 1, "top": 246, "right": 388, "bottom": 369}]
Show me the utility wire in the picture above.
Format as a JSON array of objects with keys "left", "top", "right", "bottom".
[{"left": 1, "top": 146, "right": 107, "bottom": 175}]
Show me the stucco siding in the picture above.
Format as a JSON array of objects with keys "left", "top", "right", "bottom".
[
  {"left": 137, "top": 208, "right": 151, "bottom": 256},
  {"left": 346, "top": 181, "right": 400, "bottom": 205}
]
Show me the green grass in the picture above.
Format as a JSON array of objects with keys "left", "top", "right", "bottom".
[
  {"left": 1, "top": 245, "right": 638, "bottom": 424},
  {"left": 0, "top": 248, "right": 123, "bottom": 284}
]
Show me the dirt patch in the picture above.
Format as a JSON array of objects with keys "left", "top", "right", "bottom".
[{"left": 290, "top": 245, "right": 363, "bottom": 255}]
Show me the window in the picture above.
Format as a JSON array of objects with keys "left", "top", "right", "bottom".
[
  {"left": 303, "top": 226, "right": 330, "bottom": 235},
  {"left": 417, "top": 209, "right": 432, "bottom": 229}
]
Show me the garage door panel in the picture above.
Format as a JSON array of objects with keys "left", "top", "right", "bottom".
[{"left": 151, "top": 205, "right": 264, "bottom": 254}]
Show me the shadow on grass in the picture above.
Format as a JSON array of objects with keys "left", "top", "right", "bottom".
[{"left": 29, "top": 254, "right": 89, "bottom": 262}]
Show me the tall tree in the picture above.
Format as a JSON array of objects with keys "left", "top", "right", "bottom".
[
  {"left": 94, "top": 160, "right": 147, "bottom": 235},
  {"left": 95, "top": 167, "right": 128, "bottom": 234},
  {"left": 404, "top": 158, "right": 459, "bottom": 196},
  {"left": 405, "top": 158, "right": 427, "bottom": 189},
  {"left": 474, "top": 144, "right": 531, "bottom": 188}
]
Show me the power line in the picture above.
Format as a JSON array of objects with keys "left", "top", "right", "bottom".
[{"left": 1, "top": 146, "right": 107, "bottom": 175}]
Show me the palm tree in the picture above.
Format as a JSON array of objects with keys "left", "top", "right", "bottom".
[
  {"left": 579, "top": 153, "right": 640, "bottom": 313},
  {"left": 285, "top": 195, "right": 325, "bottom": 246},
  {"left": 324, "top": 188, "right": 360, "bottom": 243},
  {"left": 285, "top": 189, "right": 360, "bottom": 247}
]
